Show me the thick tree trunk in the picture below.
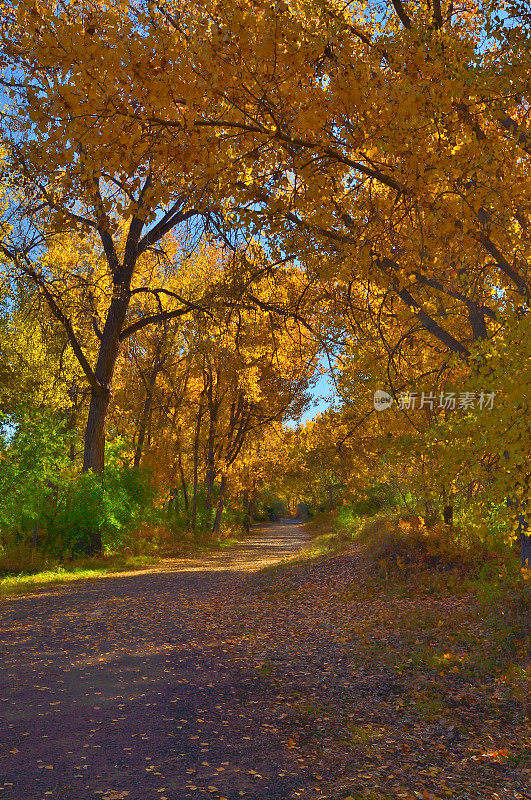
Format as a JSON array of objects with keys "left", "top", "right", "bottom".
[
  {"left": 82, "top": 298, "right": 127, "bottom": 473},
  {"left": 80, "top": 296, "right": 129, "bottom": 554},
  {"left": 76, "top": 388, "right": 111, "bottom": 556},
  {"left": 83, "top": 388, "right": 112, "bottom": 474}
]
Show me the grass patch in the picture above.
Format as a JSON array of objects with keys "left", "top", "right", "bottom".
[
  {"left": 340, "top": 722, "right": 380, "bottom": 745},
  {"left": 302, "top": 530, "right": 353, "bottom": 557},
  {"left": 0, "top": 534, "right": 246, "bottom": 597},
  {"left": 0, "top": 554, "right": 162, "bottom": 596}
]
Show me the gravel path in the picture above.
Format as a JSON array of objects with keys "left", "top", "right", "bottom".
[{"left": 0, "top": 523, "right": 310, "bottom": 800}]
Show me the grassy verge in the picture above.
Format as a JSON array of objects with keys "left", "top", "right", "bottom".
[
  {"left": 287, "top": 511, "right": 356, "bottom": 559},
  {"left": 0, "top": 535, "right": 245, "bottom": 597},
  {"left": 0, "top": 554, "right": 163, "bottom": 596}
]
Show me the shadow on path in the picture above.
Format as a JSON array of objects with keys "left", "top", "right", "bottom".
[{"left": 0, "top": 523, "right": 313, "bottom": 800}]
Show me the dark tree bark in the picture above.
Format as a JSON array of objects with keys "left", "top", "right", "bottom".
[
  {"left": 204, "top": 369, "right": 220, "bottom": 520},
  {"left": 81, "top": 277, "right": 132, "bottom": 474},
  {"left": 212, "top": 474, "right": 227, "bottom": 536},
  {"left": 443, "top": 505, "right": 454, "bottom": 525},
  {"left": 191, "top": 394, "right": 205, "bottom": 538},
  {"left": 82, "top": 388, "right": 112, "bottom": 475},
  {"left": 178, "top": 451, "right": 189, "bottom": 513}
]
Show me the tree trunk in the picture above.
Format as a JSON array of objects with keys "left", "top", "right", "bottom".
[
  {"left": 242, "top": 488, "right": 256, "bottom": 533},
  {"left": 178, "top": 451, "right": 189, "bottom": 513},
  {"left": 134, "top": 349, "right": 162, "bottom": 468},
  {"left": 443, "top": 504, "right": 454, "bottom": 525},
  {"left": 212, "top": 474, "right": 227, "bottom": 536},
  {"left": 204, "top": 404, "right": 218, "bottom": 518},
  {"left": 203, "top": 365, "right": 221, "bottom": 527},
  {"left": 81, "top": 296, "right": 129, "bottom": 554},
  {"left": 191, "top": 400, "right": 204, "bottom": 538},
  {"left": 82, "top": 295, "right": 128, "bottom": 474},
  {"left": 83, "top": 388, "right": 111, "bottom": 474},
  {"left": 521, "top": 526, "right": 531, "bottom": 568},
  {"left": 242, "top": 490, "right": 251, "bottom": 533},
  {"left": 134, "top": 395, "right": 152, "bottom": 468}
]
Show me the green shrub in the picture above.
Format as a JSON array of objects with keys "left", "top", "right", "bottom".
[
  {"left": 0, "top": 417, "right": 157, "bottom": 563},
  {"left": 49, "top": 466, "right": 153, "bottom": 556},
  {"left": 0, "top": 411, "right": 74, "bottom": 560}
]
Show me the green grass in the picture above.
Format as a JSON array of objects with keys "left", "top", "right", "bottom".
[
  {"left": 0, "top": 554, "right": 162, "bottom": 596},
  {"left": 0, "top": 534, "right": 246, "bottom": 597}
]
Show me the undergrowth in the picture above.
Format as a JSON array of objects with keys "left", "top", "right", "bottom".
[
  {"left": 0, "top": 534, "right": 245, "bottom": 596},
  {"left": 306, "top": 509, "right": 530, "bottom": 708}
]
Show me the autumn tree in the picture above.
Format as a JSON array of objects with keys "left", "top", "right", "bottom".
[
  {"left": 0, "top": 0, "right": 285, "bottom": 481},
  {"left": 4, "top": 0, "right": 528, "bottom": 468},
  {"left": 108, "top": 258, "right": 321, "bottom": 537},
  {"left": 1, "top": 0, "right": 529, "bottom": 550}
]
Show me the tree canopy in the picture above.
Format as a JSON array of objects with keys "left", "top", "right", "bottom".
[{"left": 0, "top": 0, "right": 528, "bottom": 555}]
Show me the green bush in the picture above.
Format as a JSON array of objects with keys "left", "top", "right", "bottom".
[
  {"left": 0, "top": 416, "right": 157, "bottom": 565},
  {"left": 0, "top": 411, "right": 73, "bottom": 554},
  {"left": 49, "top": 461, "right": 156, "bottom": 557}
]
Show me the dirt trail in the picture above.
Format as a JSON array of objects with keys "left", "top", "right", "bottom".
[
  {"left": 2, "top": 524, "right": 527, "bottom": 800},
  {"left": 0, "top": 523, "right": 311, "bottom": 800}
]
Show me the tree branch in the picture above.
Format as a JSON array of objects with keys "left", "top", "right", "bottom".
[
  {"left": 1, "top": 246, "right": 101, "bottom": 392},
  {"left": 432, "top": 0, "right": 443, "bottom": 28},
  {"left": 119, "top": 305, "right": 196, "bottom": 341},
  {"left": 478, "top": 234, "right": 529, "bottom": 297},
  {"left": 394, "top": 284, "right": 470, "bottom": 358},
  {"left": 498, "top": 115, "right": 531, "bottom": 156},
  {"left": 377, "top": 257, "right": 471, "bottom": 356},
  {"left": 391, "top": 0, "right": 412, "bottom": 29},
  {"left": 137, "top": 208, "right": 200, "bottom": 256}
]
